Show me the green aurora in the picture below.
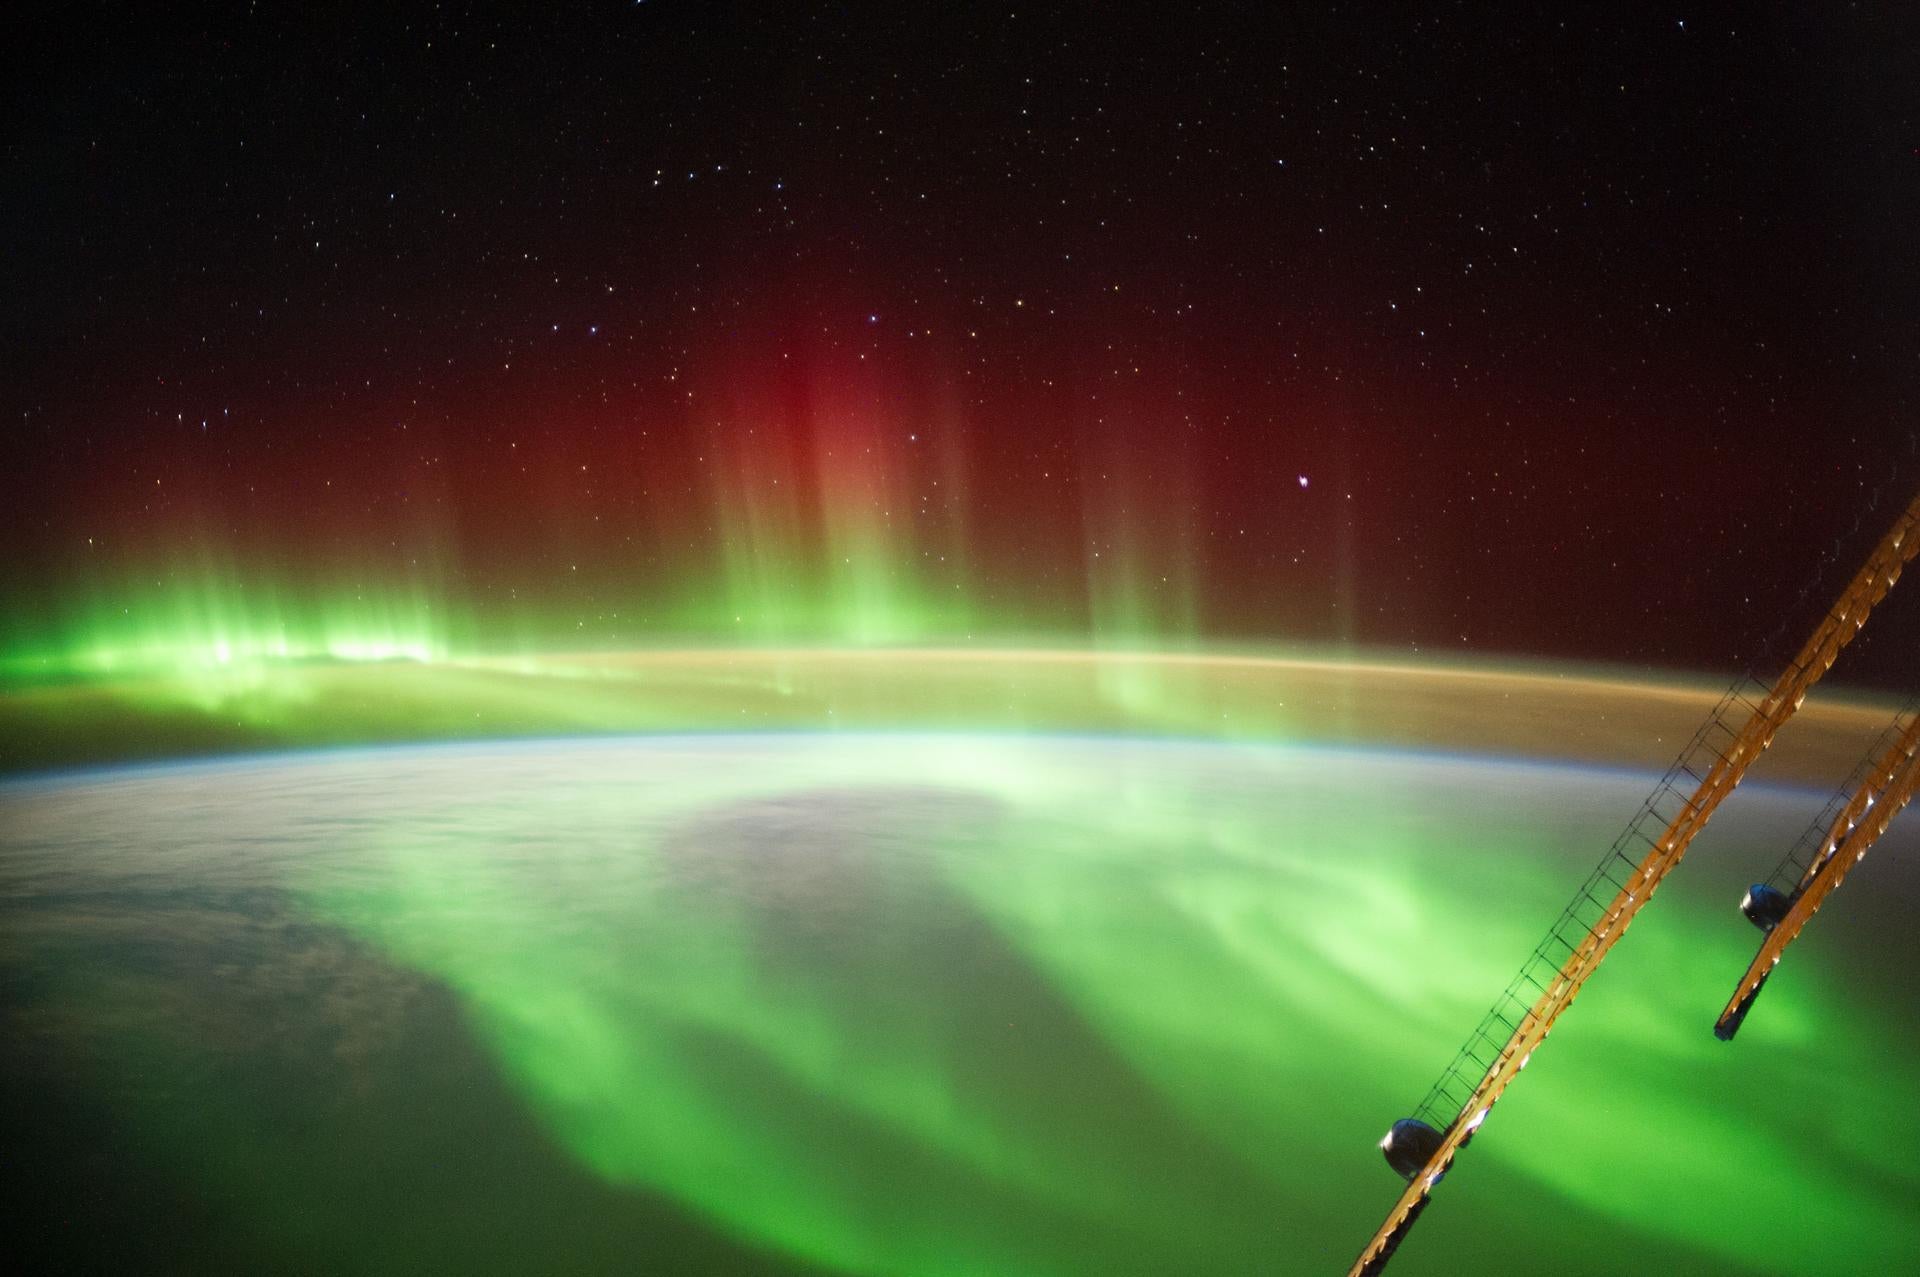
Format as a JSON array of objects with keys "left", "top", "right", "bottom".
[
  {"left": 0, "top": 485, "right": 1203, "bottom": 693},
  {"left": 4, "top": 566, "right": 1915, "bottom": 1273},
  {"left": 5, "top": 736, "right": 1916, "bottom": 1274}
]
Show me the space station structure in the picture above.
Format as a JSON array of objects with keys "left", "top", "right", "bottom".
[
  {"left": 1715, "top": 704, "right": 1920, "bottom": 1040},
  {"left": 1349, "top": 491, "right": 1920, "bottom": 1277}
]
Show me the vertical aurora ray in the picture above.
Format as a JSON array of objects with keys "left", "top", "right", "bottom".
[
  {"left": 703, "top": 409, "right": 813, "bottom": 641},
  {"left": 802, "top": 402, "right": 926, "bottom": 642},
  {"left": 665, "top": 347, "right": 988, "bottom": 645},
  {"left": 1077, "top": 405, "right": 1206, "bottom": 723}
]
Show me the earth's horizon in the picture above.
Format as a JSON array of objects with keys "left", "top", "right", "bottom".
[{"left": 1, "top": 645, "right": 1908, "bottom": 779}]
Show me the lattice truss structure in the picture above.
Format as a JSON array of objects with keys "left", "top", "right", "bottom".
[{"left": 1350, "top": 493, "right": 1920, "bottom": 1277}]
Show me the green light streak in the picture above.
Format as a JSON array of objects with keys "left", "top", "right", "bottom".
[{"left": 1, "top": 569, "right": 459, "bottom": 690}]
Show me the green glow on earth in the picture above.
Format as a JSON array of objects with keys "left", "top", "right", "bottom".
[{"left": 269, "top": 738, "right": 1916, "bottom": 1275}]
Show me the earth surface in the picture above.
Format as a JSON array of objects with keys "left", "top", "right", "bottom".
[{"left": 4, "top": 730, "right": 1918, "bottom": 1275}]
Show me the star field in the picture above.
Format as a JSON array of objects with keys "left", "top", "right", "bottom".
[{"left": 5, "top": 3, "right": 1918, "bottom": 681}]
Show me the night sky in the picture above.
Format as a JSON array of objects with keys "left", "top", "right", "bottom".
[{"left": 7, "top": 3, "right": 1919, "bottom": 681}]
